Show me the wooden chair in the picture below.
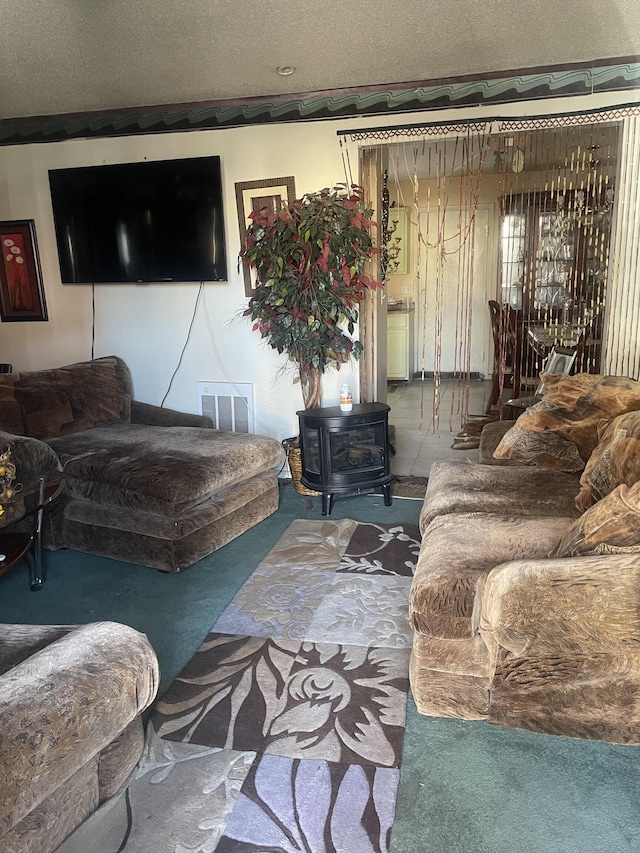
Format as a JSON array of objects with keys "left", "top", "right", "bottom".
[
  {"left": 486, "top": 300, "right": 514, "bottom": 413},
  {"left": 486, "top": 300, "right": 538, "bottom": 414},
  {"left": 505, "top": 345, "right": 577, "bottom": 413},
  {"left": 574, "top": 312, "right": 603, "bottom": 373}
]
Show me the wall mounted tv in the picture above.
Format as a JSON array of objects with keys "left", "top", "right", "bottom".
[{"left": 48, "top": 156, "right": 228, "bottom": 283}]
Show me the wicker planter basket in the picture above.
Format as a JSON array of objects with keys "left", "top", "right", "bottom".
[{"left": 282, "top": 436, "right": 321, "bottom": 496}]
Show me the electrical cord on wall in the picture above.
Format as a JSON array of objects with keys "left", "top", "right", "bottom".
[
  {"left": 160, "top": 281, "right": 204, "bottom": 408},
  {"left": 91, "top": 283, "right": 96, "bottom": 359},
  {"left": 201, "top": 285, "right": 278, "bottom": 438}
]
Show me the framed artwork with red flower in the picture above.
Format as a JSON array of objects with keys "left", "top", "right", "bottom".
[
  {"left": 0, "top": 220, "right": 48, "bottom": 322},
  {"left": 235, "top": 176, "right": 296, "bottom": 296}
]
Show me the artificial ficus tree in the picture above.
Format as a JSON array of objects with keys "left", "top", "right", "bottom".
[{"left": 241, "top": 184, "right": 382, "bottom": 408}]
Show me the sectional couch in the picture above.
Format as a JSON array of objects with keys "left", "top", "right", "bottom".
[
  {"left": 0, "top": 356, "right": 282, "bottom": 571},
  {"left": 409, "top": 372, "right": 640, "bottom": 743},
  {"left": 0, "top": 621, "right": 159, "bottom": 853}
]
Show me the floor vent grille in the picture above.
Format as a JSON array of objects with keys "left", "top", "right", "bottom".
[{"left": 197, "top": 382, "right": 254, "bottom": 433}]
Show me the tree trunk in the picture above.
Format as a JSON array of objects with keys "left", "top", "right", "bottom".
[{"left": 299, "top": 364, "right": 322, "bottom": 409}]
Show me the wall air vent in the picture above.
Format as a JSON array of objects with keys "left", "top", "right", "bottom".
[{"left": 196, "top": 382, "right": 254, "bottom": 433}]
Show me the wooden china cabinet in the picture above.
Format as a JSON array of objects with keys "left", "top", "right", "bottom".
[{"left": 499, "top": 187, "right": 612, "bottom": 373}]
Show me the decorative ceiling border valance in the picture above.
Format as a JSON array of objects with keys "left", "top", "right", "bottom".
[
  {"left": 338, "top": 103, "right": 640, "bottom": 142},
  {"left": 0, "top": 58, "right": 639, "bottom": 146}
]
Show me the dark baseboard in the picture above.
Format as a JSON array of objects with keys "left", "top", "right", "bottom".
[{"left": 410, "top": 371, "right": 487, "bottom": 381}]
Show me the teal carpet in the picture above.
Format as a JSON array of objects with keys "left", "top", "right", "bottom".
[{"left": 1, "top": 481, "right": 639, "bottom": 853}]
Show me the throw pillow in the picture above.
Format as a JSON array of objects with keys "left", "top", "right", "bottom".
[
  {"left": 0, "top": 379, "right": 25, "bottom": 435},
  {"left": 552, "top": 481, "right": 640, "bottom": 556},
  {"left": 14, "top": 358, "right": 131, "bottom": 439},
  {"left": 491, "top": 421, "right": 585, "bottom": 471},
  {"left": 493, "top": 372, "right": 640, "bottom": 471},
  {"left": 575, "top": 410, "right": 640, "bottom": 510}
]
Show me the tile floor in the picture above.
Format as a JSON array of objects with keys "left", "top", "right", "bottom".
[{"left": 387, "top": 379, "right": 494, "bottom": 477}]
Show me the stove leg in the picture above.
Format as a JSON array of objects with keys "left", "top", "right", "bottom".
[
  {"left": 383, "top": 483, "right": 392, "bottom": 506},
  {"left": 322, "top": 492, "right": 333, "bottom": 516}
]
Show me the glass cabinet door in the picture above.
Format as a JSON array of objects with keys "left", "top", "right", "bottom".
[
  {"left": 534, "top": 210, "right": 576, "bottom": 311},
  {"left": 497, "top": 188, "right": 612, "bottom": 374},
  {"left": 500, "top": 212, "right": 526, "bottom": 309},
  {"left": 301, "top": 425, "right": 321, "bottom": 475},
  {"left": 499, "top": 191, "right": 611, "bottom": 322}
]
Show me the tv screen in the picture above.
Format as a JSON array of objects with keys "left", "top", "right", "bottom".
[{"left": 48, "top": 156, "right": 228, "bottom": 283}]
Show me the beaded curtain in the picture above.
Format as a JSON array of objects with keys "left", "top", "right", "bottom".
[{"left": 342, "top": 108, "right": 639, "bottom": 433}]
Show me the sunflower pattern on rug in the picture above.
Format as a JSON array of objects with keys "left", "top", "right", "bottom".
[{"left": 60, "top": 518, "right": 419, "bottom": 853}]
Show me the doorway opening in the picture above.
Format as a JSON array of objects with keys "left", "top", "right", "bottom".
[{"left": 347, "top": 110, "right": 637, "bottom": 437}]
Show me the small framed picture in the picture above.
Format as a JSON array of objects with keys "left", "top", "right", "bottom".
[
  {"left": 0, "top": 220, "right": 48, "bottom": 322},
  {"left": 544, "top": 345, "right": 577, "bottom": 376},
  {"left": 536, "top": 345, "right": 577, "bottom": 394},
  {"left": 235, "top": 176, "right": 296, "bottom": 296}
]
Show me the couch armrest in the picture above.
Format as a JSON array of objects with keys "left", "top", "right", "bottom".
[
  {"left": 0, "top": 624, "right": 77, "bottom": 675},
  {"left": 479, "top": 555, "right": 640, "bottom": 741},
  {"left": 131, "top": 400, "right": 214, "bottom": 428},
  {"left": 0, "top": 621, "right": 159, "bottom": 832},
  {"left": 0, "top": 429, "right": 62, "bottom": 487},
  {"left": 479, "top": 554, "right": 640, "bottom": 662}
]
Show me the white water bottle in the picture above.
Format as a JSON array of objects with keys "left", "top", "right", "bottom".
[{"left": 340, "top": 383, "right": 353, "bottom": 412}]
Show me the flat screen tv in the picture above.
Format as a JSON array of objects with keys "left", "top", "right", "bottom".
[{"left": 48, "top": 156, "right": 228, "bottom": 283}]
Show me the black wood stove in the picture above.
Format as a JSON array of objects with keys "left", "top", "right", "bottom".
[{"left": 297, "top": 402, "right": 392, "bottom": 516}]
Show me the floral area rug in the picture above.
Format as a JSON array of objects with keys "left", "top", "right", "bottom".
[{"left": 60, "top": 518, "right": 420, "bottom": 853}]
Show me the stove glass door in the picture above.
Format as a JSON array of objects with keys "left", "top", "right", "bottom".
[{"left": 329, "top": 424, "right": 385, "bottom": 475}]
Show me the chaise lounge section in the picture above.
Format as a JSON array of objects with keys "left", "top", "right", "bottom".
[{"left": 0, "top": 356, "right": 282, "bottom": 571}]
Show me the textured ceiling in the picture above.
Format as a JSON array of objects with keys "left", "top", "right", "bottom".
[{"left": 1, "top": 0, "right": 640, "bottom": 121}]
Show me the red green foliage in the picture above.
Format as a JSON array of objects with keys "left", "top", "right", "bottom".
[{"left": 241, "top": 184, "right": 382, "bottom": 374}]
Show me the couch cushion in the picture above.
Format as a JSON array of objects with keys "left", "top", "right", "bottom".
[
  {"left": 0, "top": 356, "right": 132, "bottom": 439},
  {"left": 552, "top": 482, "right": 640, "bottom": 557},
  {"left": 48, "top": 423, "right": 282, "bottom": 514},
  {"left": 478, "top": 420, "right": 523, "bottom": 465},
  {"left": 492, "top": 421, "right": 585, "bottom": 471},
  {"left": 411, "top": 512, "right": 575, "bottom": 639},
  {"left": 576, "top": 410, "right": 640, "bottom": 511},
  {"left": 409, "top": 633, "right": 491, "bottom": 720},
  {"left": 493, "top": 372, "right": 640, "bottom": 472},
  {"left": 419, "top": 459, "right": 581, "bottom": 533},
  {"left": 62, "top": 470, "right": 279, "bottom": 572}
]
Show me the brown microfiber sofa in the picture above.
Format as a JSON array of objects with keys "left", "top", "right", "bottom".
[
  {"left": 0, "top": 621, "right": 158, "bottom": 853},
  {"left": 409, "top": 372, "right": 640, "bottom": 743},
  {"left": 0, "top": 356, "right": 282, "bottom": 571}
]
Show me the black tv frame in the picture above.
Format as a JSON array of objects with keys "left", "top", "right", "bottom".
[{"left": 48, "top": 156, "right": 228, "bottom": 284}]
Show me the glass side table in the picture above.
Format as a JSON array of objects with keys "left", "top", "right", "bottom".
[{"left": 0, "top": 475, "right": 64, "bottom": 591}]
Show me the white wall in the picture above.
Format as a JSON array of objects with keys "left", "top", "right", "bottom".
[
  {"left": 0, "top": 121, "right": 366, "bottom": 441},
  {"left": 0, "top": 90, "right": 638, "bottom": 440},
  {"left": 415, "top": 204, "right": 495, "bottom": 376}
]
